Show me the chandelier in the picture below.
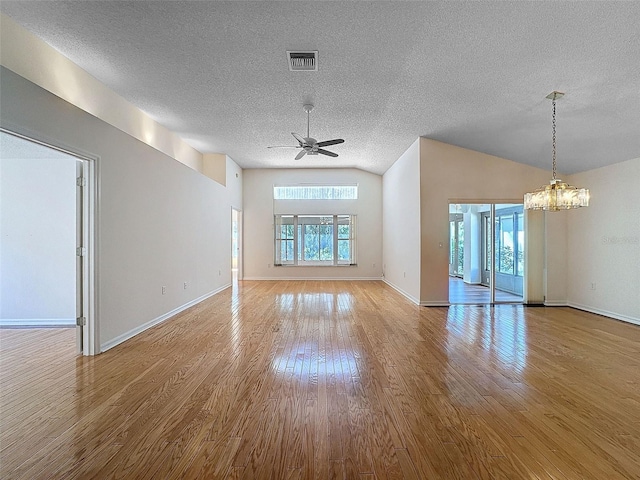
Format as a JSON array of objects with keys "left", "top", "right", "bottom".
[{"left": 524, "top": 91, "right": 589, "bottom": 211}]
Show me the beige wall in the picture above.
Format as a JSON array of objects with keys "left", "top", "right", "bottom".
[
  {"left": 382, "top": 138, "right": 421, "bottom": 303},
  {"left": 419, "top": 138, "right": 554, "bottom": 305},
  {"left": 544, "top": 211, "right": 568, "bottom": 305},
  {"left": 566, "top": 158, "right": 640, "bottom": 324},
  {"left": 203, "top": 153, "right": 227, "bottom": 186}
]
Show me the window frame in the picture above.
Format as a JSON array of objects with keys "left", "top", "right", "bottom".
[{"left": 274, "top": 214, "right": 357, "bottom": 266}]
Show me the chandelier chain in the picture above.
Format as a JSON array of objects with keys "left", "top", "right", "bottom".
[{"left": 552, "top": 97, "right": 557, "bottom": 180}]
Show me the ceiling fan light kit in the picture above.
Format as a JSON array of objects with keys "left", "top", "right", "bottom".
[
  {"left": 267, "top": 103, "right": 345, "bottom": 160},
  {"left": 524, "top": 91, "right": 590, "bottom": 211}
]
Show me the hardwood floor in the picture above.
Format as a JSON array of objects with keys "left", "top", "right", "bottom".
[
  {"left": 1, "top": 280, "right": 639, "bottom": 479},
  {"left": 449, "top": 277, "right": 522, "bottom": 304}
]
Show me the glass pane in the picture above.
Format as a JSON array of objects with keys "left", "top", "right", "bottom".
[
  {"left": 457, "top": 220, "right": 464, "bottom": 276},
  {"left": 304, "top": 224, "right": 319, "bottom": 260},
  {"left": 517, "top": 213, "right": 524, "bottom": 276},
  {"left": 450, "top": 221, "right": 455, "bottom": 265},
  {"left": 484, "top": 215, "right": 491, "bottom": 271},
  {"left": 274, "top": 185, "right": 357, "bottom": 200},
  {"left": 338, "top": 239, "right": 350, "bottom": 261},
  {"left": 319, "top": 225, "right": 333, "bottom": 261},
  {"left": 284, "top": 240, "right": 294, "bottom": 261},
  {"left": 499, "top": 216, "right": 514, "bottom": 274}
]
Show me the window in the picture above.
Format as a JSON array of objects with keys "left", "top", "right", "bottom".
[
  {"left": 273, "top": 185, "right": 358, "bottom": 200},
  {"left": 274, "top": 215, "right": 356, "bottom": 266}
]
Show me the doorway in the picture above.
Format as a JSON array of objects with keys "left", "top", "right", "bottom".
[
  {"left": 448, "top": 202, "right": 524, "bottom": 305},
  {"left": 0, "top": 129, "right": 96, "bottom": 355},
  {"left": 232, "top": 208, "right": 242, "bottom": 284}
]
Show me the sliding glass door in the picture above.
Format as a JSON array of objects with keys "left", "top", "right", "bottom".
[
  {"left": 493, "top": 205, "right": 524, "bottom": 299},
  {"left": 449, "top": 203, "right": 524, "bottom": 304}
]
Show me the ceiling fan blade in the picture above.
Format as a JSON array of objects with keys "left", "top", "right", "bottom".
[
  {"left": 316, "top": 138, "right": 345, "bottom": 148},
  {"left": 295, "top": 150, "right": 307, "bottom": 160},
  {"left": 316, "top": 148, "right": 338, "bottom": 158},
  {"left": 267, "top": 145, "right": 301, "bottom": 149},
  {"left": 291, "top": 132, "right": 306, "bottom": 145}
]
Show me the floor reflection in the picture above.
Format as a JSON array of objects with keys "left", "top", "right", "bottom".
[
  {"left": 446, "top": 305, "right": 528, "bottom": 376},
  {"left": 275, "top": 292, "right": 354, "bottom": 314},
  {"left": 271, "top": 341, "right": 359, "bottom": 380},
  {"left": 269, "top": 290, "right": 359, "bottom": 381}
]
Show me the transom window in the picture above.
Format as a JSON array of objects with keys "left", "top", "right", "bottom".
[
  {"left": 273, "top": 185, "right": 358, "bottom": 200},
  {"left": 274, "top": 215, "right": 357, "bottom": 266}
]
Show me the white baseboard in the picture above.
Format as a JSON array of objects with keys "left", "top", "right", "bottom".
[
  {"left": 381, "top": 279, "right": 420, "bottom": 305},
  {"left": 543, "top": 301, "right": 568, "bottom": 306},
  {"left": 100, "top": 285, "right": 231, "bottom": 352},
  {"left": 567, "top": 302, "right": 639, "bottom": 326},
  {"left": 242, "top": 276, "right": 383, "bottom": 281},
  {"left": 0, "top": 318, "right": 75, "bottom": 327}
]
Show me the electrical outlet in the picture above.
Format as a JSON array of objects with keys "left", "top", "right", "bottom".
[
  {"left": 184, "top": 282, "right": 188, "bottom": 289},
  {"left": 373, "top": 263, "right": 376, "bottom": 268},
  {"left": 591, "top": 282, "right": 596, "bottom": 290},
  {"left": 403, "top": 272, "right": 406, "bottom": 278},
  {"left": 162, "top": 286, "right": 166, "bottom": 295},
  {"left": 219, "top": 270, "right": 222, "bottom": 276}
]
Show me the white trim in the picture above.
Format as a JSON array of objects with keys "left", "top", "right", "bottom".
[
  {"left": 544, "top": 301, "right": 568, "bottom": 307},
  {"left": 0, "top": 318, "right": 75, "bottom": 327},
  {"left": 85, "top": 155, "right": 99, "bottom": 355},
  {"left": 382, "top": 279, "right": 420, "bottom": 305},
  {"left": 420, "top": 301, "right": 451, "bottom": 307},
  {"left": 100, "top": 285, "right": 230, "bottom": 352},
  {"left": 567, "top": 302, "right": 640, "bottom": 326},
  {"left": 242, "top": 276, "right": 382, "bottom": 281}
]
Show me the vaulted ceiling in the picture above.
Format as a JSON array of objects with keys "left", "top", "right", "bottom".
[{"left": 2, "top": 1, "right": 639, "bottom": 175}]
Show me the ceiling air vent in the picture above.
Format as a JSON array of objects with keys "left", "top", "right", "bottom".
[{"left": 287, "top": 51, "right": 318, "bottom": 71}]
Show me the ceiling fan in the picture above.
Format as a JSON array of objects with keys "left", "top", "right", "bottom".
[{"left": 268, "top": 104, "right": 344, "bottom": 160}]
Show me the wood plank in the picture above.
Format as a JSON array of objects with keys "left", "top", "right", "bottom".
[{"left": 1, "top": 281, "right": 640, "bottom": 479}]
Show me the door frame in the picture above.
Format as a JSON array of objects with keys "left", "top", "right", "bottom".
[{"left": 1, "top": 126, "right": 99, "bottom": 355}]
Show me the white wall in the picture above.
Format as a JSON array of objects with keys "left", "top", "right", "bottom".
[
  {"left": 566, "top": 158, "right": 640, "bottom": 323},
  {"left": 0, "top": 13, "right": 202, "bottom": 171},
  {"left": 382, "top": 139, "right": 421, "bottom": 303},
  {"left": 1, "top": 66, "right": 242, "bottom": 350},
  {"left": 243, "top": 168, "right": 382, "bottom": 279},
  {"left": 0, "top": 153, "right": 76, "bottom": 323}
]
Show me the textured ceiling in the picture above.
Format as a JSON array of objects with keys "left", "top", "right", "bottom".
[{"left": 1, "top": 1, "right": 639, "bottom": 175}]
